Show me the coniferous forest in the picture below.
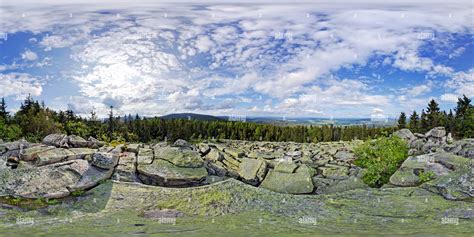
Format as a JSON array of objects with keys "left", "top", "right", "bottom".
[{"left": 0, "top": 94, "right": 473, "bottom": 144}]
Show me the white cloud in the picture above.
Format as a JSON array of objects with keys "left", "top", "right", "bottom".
[
  {"left": 21, "top": 49, "right": 38, "bottom": 61},
  {"left": 0, "top": 73, "right": 42, "bottom": 98}
]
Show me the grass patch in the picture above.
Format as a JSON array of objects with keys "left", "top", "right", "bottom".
[{"left": 354, "top": 135, "right": 409, "bottom": 188}]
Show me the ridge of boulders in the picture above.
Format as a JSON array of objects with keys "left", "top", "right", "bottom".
[{"left": 0, "top": 127, "right": 472, "bottom": 201}]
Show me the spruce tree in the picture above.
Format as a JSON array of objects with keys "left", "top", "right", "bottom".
[
  {"left": 0, "top": 97, "right": 8, "bottom": 121},
  {"left": 420, "top": 109, "right": 429, "bottom": 133},
  {"left": 397, "top": 112, "right": 407, "bottom": 129},
  {"left": 408, "top": 111, "right": 419, "bottom": 132},
  {"left": 426, "top": 99, "right": 441, "bottom": 129}
]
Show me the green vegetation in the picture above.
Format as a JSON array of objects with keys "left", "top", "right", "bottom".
[
  {"left": 403, "top": 95, "right": 473, "bottom": 137},
  {"left": 71, "top": 190, "right": 85, "bottom": 197},
  {"left": 354, "top": 135, "right": 409, "bottom": 188},
  {"left": 0, "top": 94, "right": 396, "bottom": 143},
  {"left": 418, "top": 170, "right": 435, "bottom": 183}
]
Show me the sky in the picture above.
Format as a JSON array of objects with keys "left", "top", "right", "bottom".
[{"left": 0, "top": 0, "right": 473, "bottom": 119}]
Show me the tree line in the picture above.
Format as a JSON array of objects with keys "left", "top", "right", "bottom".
[
  {"left": 397, "top": 95, "right": 473, "bottom": 138},
  {"left": 0, "top": 95, "right": 401, "bottom": 144},
  {"left": 1, "top": 94, "right": 472, "bottom": 144}
]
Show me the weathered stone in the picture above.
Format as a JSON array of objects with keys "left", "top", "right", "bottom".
[
  {"left": 334, "top": 150, "right": 354, "bottom": 161},
  {"left": 42, "top": 134, "right": 68, "bottom": 147},
  {"left": 225, "top": 148, "right": 244, "bottom": 158},
  {"left": 390, "top": 152, "right": 470, "bottom": 187},
  {"left": 425, "top": 127, "right": 446, "bottom": 138},
  {"left": 274, "top": 161, "right": 298, "bottom": 173},
  {"left": 137, "top": 148, "right": 154, "bottom": 165},
  {"left": 315, "top": 177, "right": 369, "bottom": 194},
  {"left": 126, "top": 143, "right": 142, "bottom": 153},
  {"left": 238, "top": 158, "right": 267, "bottom": 184},
  {"left": 0, "top": 159, "right": 112, "bottom": 199},
  {"left": 295, "top": 164, "right": 316, "bottom": 177},
  {"left": 86, "top": 137, "right": 105, "bottom": 148},
  {"left": 143, "top": 209, "right": 184, "bottom": 219},
  {"left": 319, "top": 164, "right": 349, "bottom": 180},
  {"left": 205, "top": 149, "right": 225, "bottom": 162},
  {"left": 260, "top": 170, "right": 314, "bottom": 194},
  {"left": 66, "top": 135, "right": 88, "bottom": 148},
  {"left": 446, "top": 133, "right": 454, "bottom": 144},
  {"left": 197, "top": 143, "right": 211, "bottom": 156},
  {"left": 393, "top": 129, "right": 416, "bottom": 142},
  {"left": 155, "top": 147, "right": 204, "bottom": 168},
  {"left": 172, "top": 139, "right": 192, "bottom": 148},
  {"left": 1, "top": 139, "right": 30, "bottom": 151},
  {"left": 91, "top": 152, "right": 119, "bottom": 169},
  {"left": 137, "top": 159, "right": 208, "bottom": 186},
  {"left": 112, "top": 152, "right": 138, "bottom": 182},
  {"left": 20, "top": 145, "right": 55, "bottom": 161},
  {"left": 68, "top": 148, "right": 96, "bottom": 160},
  {"left": 34, "top": 148, "right": 76, "bottom": 166}
]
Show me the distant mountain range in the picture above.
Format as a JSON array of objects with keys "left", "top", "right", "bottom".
[{"left": 158, "top": 113, "right": 396, "bottom": 127}]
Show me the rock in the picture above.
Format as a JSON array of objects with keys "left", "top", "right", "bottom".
[
  {"left": 225, "top": 148, "right": 244, "bottom": 158},
  {"left": 425, "top": 127, "right": 446, "bottom": 138},
  {"left": 1, "top": 139, "right": 30, "bottom": 151},
  {"left": 319, "top": 164, "right": 349, "bottom": 180},
  {"left": 315, "top": 177, "right": 369, "bottom": 194},
  {"left": 126, "top": 143, "right": 142, "bottom": 153},
  {"left": 205, "top": 160, "right": 229, "bottom": 177},
  {"left": 34, "top": 148, "right": 76, "bottom": 166},
  {"left": 334, "top": 150, "right": 354, "bottom": 161},
  {"left": 137, "top": 148, "right": 154, "bottom": 165},
  {"left": 66, "top": 135, "right": 88, "bottom": 148},
  {"left": 172, "top": 139, "right": 192, "bottom": 148},
  {"left": 238, "top": 158, "right": 267, "bottom": 184},
  {"left": 20, "top": 145, "right": 55, "bottom": 161},
  {"left": 274, "top": 161, "right": 298, "bottom": 173},
  {"left": 197, "top": 143, "right": 211, "bottom": 156},
  {"left": 91, "top": 152, "right": 119, "bottom": 169},
  {"left": 393, "top": 129, "right": 416, "bottom": 142},
  {"left": 42, "top": 134, "right": 68, "bottom": 147},
  {"left": 155, "top": 147, "right": 204, "bottom": 168},
  {"left": 87, "top": 137, "right": 105, "bottom": 148},
  {"left": 0, "top": 159, "right": 112, "bottom": 199},
  {"left": 205, "top": 149, "right": 225, "bottom": 162},
  {"left": 137, "top": 159, "right": 208, "bottom": 187},
  {"left": 112, "top": 152, "right": 138, "bottom": 182},
  {"left": 389, "top": 152, "right": 470, "bottom": 187},
  {"left": 313, "top": 154, "right": 331, "bottom": 166},
  {"left": 260, "top": 170, "right": 314, "bottom": 194},
  {"left": 421, "top": 166, "right": 473, "bottom": 201},
  {"left": 446, "top": 133, "right": 454, "bottom": 144},
  {"left": 68, "top": 148, "right": 96, "bottom": 159},
  {"left": 295, "top": 164, "right": 316, "bottom": 177},
  {"left": 286, "top": 151, "right": 302, "bottom": 158}
]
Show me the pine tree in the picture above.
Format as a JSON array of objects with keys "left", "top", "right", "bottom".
[
  {"left": 426, "top": 99, "right": 441, "bottom": 129},
  {"left": 0, "top": 97, "right": 8, "bottom": 121},
  {"left": 455, "top": 95, "right": 471, "bottom": 119},
  {"left": 397, "top": 112, "right": 407, "bottom": 129},
  {"left": 408, "top": 111, "right": 419, "bottom": 132},
  {"left": 108, "top": 106, "right": 114, "bottom": 138},
  {"left": 420, "top": 109, "right": 429, "bottom": 133}
]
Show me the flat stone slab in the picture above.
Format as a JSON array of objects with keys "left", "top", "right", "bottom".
[
  {"left": 155, "top": 147, "right": 204, "bottom": 168},
  {"left": 137, "top": 159, "right": 208, "bottom": 187},
  {"left": 260, "top": 170, "right": 314, "bottom": 194}
]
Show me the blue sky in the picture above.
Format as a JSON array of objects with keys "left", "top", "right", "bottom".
[{"left": 0, "top": 0, "right": 473, "bottom": 118}]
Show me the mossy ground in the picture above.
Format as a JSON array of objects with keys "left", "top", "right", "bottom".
[{"left": 0, "top": 179, "right": 472, "bottom": 236}]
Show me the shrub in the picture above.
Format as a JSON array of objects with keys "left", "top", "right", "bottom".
[
  {"left": 418, "top": 170, "right": 435, "bottom": 183},
  {"left": 354, "top": 135, "right": 409, "bottom": 188}
]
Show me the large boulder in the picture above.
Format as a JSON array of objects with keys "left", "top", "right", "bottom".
[
  {"left": 137, "top": 159, "right": 208, "bottom": 187},
  {"left": 0, "top": 159, "right": 113, "bottom": 199},
  {"left": 34, "top": 148, "right": 76, "bottom": 166},
  {"left": 155, "top": 147, "right": 204, "bottom": 168},
  {"left": 20, "top": 145, "right": 55, "bottom": 161},
  {"left": 137, "top": 147, "right": 154, "bottom": 165},
  {"left": 425, "top": 127, "right": 446, "bottom": 138},
  {"left": 389, "top": 152, "right": 470, "bottom": 187},
  {"left": 238, "top": 158, "right": 267, "bottom": 184},
  {"left": 91, "top": 152, "right": 119, "bottom": 170},
  {"left": 260, "top": 170, "right": 314, "bottom": 194},
  {"left": 42, "top": 134, "right": 68, "bottom": 147},
  {"left": 111, "top": 152, "right": 138, "bottom": 182},
  {"left": 393, "top": 129, "right": 416, "bottom": 142},
  {"left": 319, "top": 164, "right": 349, "bottom": 180}
]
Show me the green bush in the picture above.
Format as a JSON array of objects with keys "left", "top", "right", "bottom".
[
  {"left": 354, "top": 135, "right": 409, "bottom": 188},
  {"left": 418, "top": 170, "right": 435, "bottom": 183}
]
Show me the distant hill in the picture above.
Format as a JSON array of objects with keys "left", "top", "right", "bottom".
[{"left": 159, "top": 113, "right": 223, "bottom": 121}]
